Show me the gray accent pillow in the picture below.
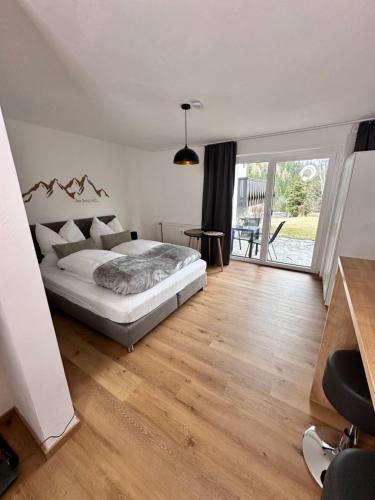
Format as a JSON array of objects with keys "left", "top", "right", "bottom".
[
  {"left": 101, "top": 230, "right": 131, "bottom": 250},
  {"left": 53, "top": 238, "right": 97, "bottom": 259}
]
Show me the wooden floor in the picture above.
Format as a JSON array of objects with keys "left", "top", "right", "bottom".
[{"left": 2, "top": 262, "right": 352, "bottom": 499}]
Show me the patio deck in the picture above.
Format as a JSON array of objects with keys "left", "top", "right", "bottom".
[{"left": 231, "top": 236, "right": 314, "bottom": 268}]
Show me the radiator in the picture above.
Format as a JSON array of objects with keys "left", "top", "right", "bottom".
[{"left": 158, "top": 222, "right": 201, "bottom": 246}]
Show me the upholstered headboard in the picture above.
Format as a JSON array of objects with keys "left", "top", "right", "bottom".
[{"left": 30, "top": 216, "right": 138, "bottom": 262}]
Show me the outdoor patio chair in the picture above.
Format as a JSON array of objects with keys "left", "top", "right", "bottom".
[{"left": 251, "top": 220, "right": 286, "bottom": 260}]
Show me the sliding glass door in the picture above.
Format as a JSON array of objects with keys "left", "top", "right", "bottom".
[
  {"left": 231, "top": 162, "right": 272, "bottom": 262},
  {"left": 231, "top": 155, "right": 330, "bottom": 271}
]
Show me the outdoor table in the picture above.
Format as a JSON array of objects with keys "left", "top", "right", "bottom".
[{"left": 231, "top": 225, "right": 260, "bottom": 258}]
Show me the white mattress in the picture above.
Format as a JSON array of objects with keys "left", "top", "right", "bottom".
[{"left": 41, "top": 259, "right": 206, "bottom": 323}]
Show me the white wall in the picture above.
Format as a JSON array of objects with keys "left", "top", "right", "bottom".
[
  {"left": 134, "top": 126, "right": 353, "bottom": 242},
  {"left": 322, "top": 151, "right": 375, "bottom": 303},
  {"left": 5, "top": 119, "right": 150, "bottom": 232},
  {"left": 0, "top": 366, "right": 13, "bottom": 416},
  {"left": 236, "top": 125, "right": 352, "bottom": 157},
  {"left": 0, "top": 109, "right": 77, "bottom": 452},
  {"left": 135, "top": 147, "right": 205, "bottom": 240},
  {"left": 6, "top": 118, "right": 205, "bottom": 242},
  {"left": 6, "top": 119, "right": 354, "bottom": 262}
]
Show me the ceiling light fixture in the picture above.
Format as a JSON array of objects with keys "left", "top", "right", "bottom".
[
  {"left": 173, "top": 103, "right": 199, "bottom": 165},
  {"left": 191, "top": 100, "right": 203, "bottom": 109}
]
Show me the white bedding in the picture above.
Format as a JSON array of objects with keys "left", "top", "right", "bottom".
[
  {"left": 41, "top": 258, "right": 206, "bottom": 323},
  {"left": 55, "top": 239, "right": 190, "bottom": 284},
  {"left": 57, "top": 249, "right": 123, "bottom": 283},
  {"left": 111, "top": 239, "right": 162, "bottom": 255}
]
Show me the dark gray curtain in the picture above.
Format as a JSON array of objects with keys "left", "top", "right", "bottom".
[
  {"left": 201, "top": 141, "right": 237, "bottom": 265},
  {"left": 354, "top": 120, "right": 375, "bottom": 151}
]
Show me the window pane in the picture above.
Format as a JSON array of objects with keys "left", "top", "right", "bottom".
[
  {"left": 232, "top": 162, "right": 269, "bottom": 260},
  {"left": 267, "top": 158, "right": 329, "bottom": 267}
]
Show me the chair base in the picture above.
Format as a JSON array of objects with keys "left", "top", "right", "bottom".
[{"left": 302, "top": 425, "right": 341, "bottom": 487}]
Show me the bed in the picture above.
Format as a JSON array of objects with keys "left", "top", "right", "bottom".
[{"left": 31, "top": 216, "right": 207, "bottom": 352}]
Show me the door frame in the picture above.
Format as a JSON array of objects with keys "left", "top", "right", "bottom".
[{"left": 233, "top": 147, "right": 337, "bottom": 273}]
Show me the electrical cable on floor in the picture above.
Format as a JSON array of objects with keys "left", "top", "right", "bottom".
[{"left": 39, "top": 412, "right": 76, "bottom": 448}]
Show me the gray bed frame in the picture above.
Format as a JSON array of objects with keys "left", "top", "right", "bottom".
[{"left": 30, "top": 216, "right": 206, "bottom": 352}]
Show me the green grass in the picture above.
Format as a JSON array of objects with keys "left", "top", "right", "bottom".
[{"left": 270, "top": 215, "right": 319, "bottom": 241}]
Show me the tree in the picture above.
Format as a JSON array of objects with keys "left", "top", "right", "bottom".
[
  {"left": 305, "top": 175, "right": 322, "bottom": 213},
  {"left": 286, "top": 178, "right": 311, "bottom": 217}
]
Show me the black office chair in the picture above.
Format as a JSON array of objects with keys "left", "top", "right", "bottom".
[
  {"left": 303, "top": 350, "right": 375, "bottom": 487},
  {"left": 321, "top": 449, "right": 375, "bottom": 499},
  {"left": 252, "top": 220, "right": 286, "bottom": 260}
]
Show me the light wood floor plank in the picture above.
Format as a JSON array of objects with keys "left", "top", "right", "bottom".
[
  {"left": 59, "top": 328, "right": 143, "bottom": 401},
  {"left": 3, "top": 261, "right": 357, "bottom": 499}
]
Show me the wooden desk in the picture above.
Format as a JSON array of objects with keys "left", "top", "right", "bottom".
[{"left": 311, "top": 257, "right": 375, "bottom": 410}]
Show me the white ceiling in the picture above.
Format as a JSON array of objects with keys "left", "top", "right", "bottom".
[{"left": 1, "top": 0, "right": 375, "bottom": 151}]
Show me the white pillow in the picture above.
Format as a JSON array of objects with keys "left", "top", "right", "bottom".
[
  {"left": 90, "top": 217, "right": 114, "bottom": 248},
  {"left": 40, "top": 252, "right": 59, "bottom": 268},
  {"left": 107, "top": 217, "right": 124, "bottom": 233},
  {"left": 59, "top": 220, "right": 85, "bottom": 243},
  {"left": 57, "top": 249, "right": 122, "bottom": 283},
  {"left": 35, "top": 224, "right": 67, "bottom": 256}
]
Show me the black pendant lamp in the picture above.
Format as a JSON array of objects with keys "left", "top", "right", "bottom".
[{"left": 174, "top": 103, "right": 199, "bottom": 165}]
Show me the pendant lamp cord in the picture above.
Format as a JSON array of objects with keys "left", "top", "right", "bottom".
[{"left": 185, "top": 109, "right": 187, "bottom": 146}]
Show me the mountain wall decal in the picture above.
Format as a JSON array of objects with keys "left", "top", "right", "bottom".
[{"left": 22, "top": 175, "right": 109, "bottom": 203}]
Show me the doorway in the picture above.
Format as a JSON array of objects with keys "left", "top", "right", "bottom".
[{"left": 231, "top": 155, "right": 330, "bottom": 271}]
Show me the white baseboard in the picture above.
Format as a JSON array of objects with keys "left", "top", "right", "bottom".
[{"left": 41, "top": 415, "right": 80, "bottom": 457}]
